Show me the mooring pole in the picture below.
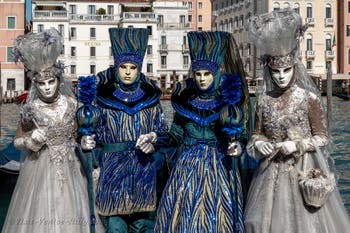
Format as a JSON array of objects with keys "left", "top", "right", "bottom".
[{"left": 326, "top": 66, "right": 332, "bottom": 133}]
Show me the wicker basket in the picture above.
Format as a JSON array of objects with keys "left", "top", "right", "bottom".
[{"left": 299, "top": 168, "right": 335, "bottom": 208}]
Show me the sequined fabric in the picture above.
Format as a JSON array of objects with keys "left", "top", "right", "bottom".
[
  {"left": 245, "top": 85, "right": 350, "bottom": 233},
  {"left": 2, "top": 95, "right": 93, "bottom": 233}
]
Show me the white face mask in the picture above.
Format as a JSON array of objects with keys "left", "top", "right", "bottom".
[
  {"left": 269, "top": 66, "right": 294, "bottom": 88},
  {"left": 118, "top": 62, "right": 138, "bottom": 85},
  {"left": 194, "top": 69, "right": 214, "bottom": 91},
  {"left": 36, "top": 77, "right": 59, "bottom": 100}
]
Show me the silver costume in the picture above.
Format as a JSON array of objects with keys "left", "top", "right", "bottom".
[
  {"left": 1, "top": 29, "right": 96, "bottom": 233},
  {"left": 244, "top": 9, "right": 350, "bottom": 233}
]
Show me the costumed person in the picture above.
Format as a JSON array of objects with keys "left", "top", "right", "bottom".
[
  {"left": 244, "top": 9, "right": 350, "bottom": 233},
  {"left": 78, "top": 27, "right": 168, "bottom": 233},
  {"left": 145, "top": 30, "right": 252, "bottom": 233},
  {"left": 2, "top": 29, "right": 92, "bottom": 233}
]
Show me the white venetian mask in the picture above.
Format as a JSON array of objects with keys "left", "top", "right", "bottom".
[
  {"left": 118, "top": 62, "right": 138, "bottom": 85},
  {"left": 269, "top": 65, "right": 294, "bottom": 89},
  {"left": 35, "top": 77, "right": 59, "bottom": 100},
  {"left": 194, "top": 69, "right": 214, "bottom": 91}
]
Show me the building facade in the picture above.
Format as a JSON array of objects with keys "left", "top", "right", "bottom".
[
  {"left": 212, "top": 0, "right": 338, "bottom": 80},
  {"left": 31, "top": 0, "right": 198, "bottom": 91},
  {"left": 338, "top": 0, "right": 350, "bottom": 75},
  {"left": 0, "top": 0, "right": 25, "bottom": 99}
]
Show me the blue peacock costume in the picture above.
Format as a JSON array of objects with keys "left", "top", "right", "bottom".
[
  {"left": 153, "top": 31, "right": 253, "bottom": 233},
  {"left": 77, "top": 28, "right": 167, "bottom": 233}
]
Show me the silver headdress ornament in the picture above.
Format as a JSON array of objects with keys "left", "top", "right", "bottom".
[
  {"left": 249, "top": 9, "right": 308, "bottom": 68},
  {"left": 13, "top": 28, "right": 64, "bottom": 81}
]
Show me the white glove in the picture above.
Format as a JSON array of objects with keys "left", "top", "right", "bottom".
[
  {"left": 255, "top": 140, "right": 274, "bottom": 157},
  {"left": 228, "top": 141, "right": 242, "bottom": 157},
  {"left": 276, "top": 141, "right": 297, "bottom": 155},
  {"left": 23, "top": 128, "right": 47, "bottom": 152},
  {"left": 81, "top": 134, "right": 96, "bottom": 151},
  {"left": 136, "top": 132, "right": 157, "bottom": 149},
  {"left": 139, "top": 142, "right": 155, "bottom": 154}
]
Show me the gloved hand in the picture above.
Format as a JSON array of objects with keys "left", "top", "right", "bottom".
[
  {"left": 138, "top": 142, "right": 155, "bottom": 154},
  {"left": 228, "top": 141, "right": 242, "bottom": 157},
  {"left": 81, "top": 134, "right": 96, "bottom": 151},
  {"left": 276, "top": 141, "right": 297, "bottom": 156},
  {"left": 255, "top": 140, "right": 274, "bottom": 157},
  {"left": 136, "top": 132, "right": 157, "bottom": 149},
  {"left": 24, "top": 128, "right": 47, "bottom": 152}
]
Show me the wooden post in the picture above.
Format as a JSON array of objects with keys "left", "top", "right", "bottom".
[{"left": 326, "top": 66, "right": 332, "bottom": 133}]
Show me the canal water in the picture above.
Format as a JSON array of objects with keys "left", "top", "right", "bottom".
[{"left": 1, "top": 98, "right": 349, "bottom": 229}]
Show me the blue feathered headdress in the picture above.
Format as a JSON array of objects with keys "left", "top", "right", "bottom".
[
  {"left": 109, "top": 28, "right": 149, "bottom": 70},
  {"left": 188, "top": 31, "right": 229, "bottom": 77}
]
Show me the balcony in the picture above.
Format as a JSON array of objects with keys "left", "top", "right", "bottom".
[
  {"left": 306, "top": 50, "right": 315, "bottom": 59},
  {"left": 306, "top": 18, "right": 315, "bottom": 26},
  {"left": 70, "top": 14, "right": 120, "bottom": 22},
  {"left": 121, "top": 12, "right": 157, "bottom": 23},
  {"left": 159, "top": 44, "right": 168, "bottom": 54},
  {"left": 33, "top": 10, "right": 68, "bottom": 20},
  {"left": 158, "top": 22, "right": 192, "bottom": 30},
  {"left": 325, "top": 50, "right": 335, "bottom": 59},
  {"left": 325, "top": 18, "right": 334, "bottom": 27}
]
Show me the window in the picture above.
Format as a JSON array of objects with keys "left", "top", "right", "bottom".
[
  {"left": 326, "top": 5, "right": 332, "bottom": 18},
  {"left": 326, "top": 37, "right": 332, "bottom": 51},
  {"left": 7, "top": 47, "right": 14, "bottom": 62},
  {"left": 294, "top": 4, "right": 300, "bottom": 14},
  {"left": 180, "top": 15, "right": 185, "bottom": 24},
  {"left": 88, "top": 5, "right": 96, "bottom": 14},
  {"left": 326, "top": 61, "right": 331, "bottom": 70},
  {"left": 61, "top": 45, "right": 65, "bottom": 55},
  {"left": 183, "top": 35, "right": 187, "bottom": 45},
  {"left": 161, "top": 56, "right": 167, "bottom": 66},
  {"left": 198, "top": 27, "right": 202, "bottom": 31},
  {"left": 147, "top": 63, "right": 153, "bottom": 73},
  {"left": 71, "top": 47, "right": 76, "bottom": 57},
  {"left": 90, "top": 28, "right": 96, "bottom": 39},
  {"left": 147, "top": 26, "right": 152, "bottom": 35},
  {"left": 183, "top": 55, "right": 189, "bottom": 65},
  {"left": 69, "top": 5, "right": 77, "bottom": 14},
  {"left": 348, "top": 1, "right": 350, "bottom": 13},
  {"left": 240, "top": 15, "right": 244, "bottom": 27},
  {"left": 188, "top": 15, "right": 192, "bottom": 22},
  {"left": 147, "top": 45, "right": 152, "bottom": 55},
  {"left": 38, "top": 24, "right": 44, "bottom": 32},
  {"left": 188, "top": 2, "right": 192, "bottom": 10},
  {"left": 7, "top": 16, "right": 15, "bottom": 29},
  {"left": 70, "top": 27, "right": 76, "bottom": 39},
  {"left": 306, "top": 5, "right": 313, "bottom": 18},
  {"left": 307, "top": 38, "right": 313, "bottom": 50},
  {"left": 90, "top": 47, "right": 96, "bottom": 57},
  {"left": 7, "top": 79, "right": 15, "bottom": 91},
  {"left": 58, "top": 24, "right": 64, "bottom": 36},
  {"left": 198, "top": 15, "right": 202, "bottom": 23},
  {"left": 70, "top": 65, "right": 76, "bottom": 74},
  {"left": 347, "top": 25, "right": 350, "bottom": 37},
  {"left": 348, "top": 49, "right": 350, "bottom": 65},
  {"left": 90, "top": 65, "right": 96, "bottom": 74},
  {"left": 158, "top": 15, "right": 164, "bottom": 26},
  {"left": 198, "top": 2, "right": 203, "bottom": 9},
  {"left": 161, "top": 36, "right": 166, "bottom": 45},
  {"left": 306, "top": 61, "right": 313, "bottom": 69},
  {"left": 273, "top": 2, "right": 280, "bottom": 11},
  {"left": 107, "top": 5, "right": 114, "bottom": 15}
]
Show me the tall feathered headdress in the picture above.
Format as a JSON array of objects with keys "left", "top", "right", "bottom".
[
  {"left": 188, "top": 31, "right": 229, "bottom": 78},
  {"left": 12, "top": 28, "right": 64, "bottom": 81},
  {"left": 109, "top": 28, "right": 149, "bottom": 70},
  {"left": 249, "top": 9, "right": 307, "bottom": 67}
]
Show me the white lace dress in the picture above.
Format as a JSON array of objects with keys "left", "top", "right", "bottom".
[{"left": 2, "top": 95, "right": 92, "bottom": 233}]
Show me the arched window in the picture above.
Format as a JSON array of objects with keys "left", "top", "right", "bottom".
[
  {"left": 283, "top": 2, "right": 290, "bottom": 9},
  {"left": 306, "top": 34, "right": 313, "bottom": 51},
  {"left": 325, "top": 4, "right": 332, "bottom": 18},
  {"left": 306, "top": 3, "right": 313, "bottom": 18},
  {"left": 294, "top": 3, "right": 300, "bottom": 14},
  {"left": 273, "top": 2, "right": 280, "bottom": 11},
  {"left": 325, "top": 34, "right": 332, "bottom": 51}
]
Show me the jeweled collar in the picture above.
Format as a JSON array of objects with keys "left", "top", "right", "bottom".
[{"left": 113, "top": 86, "right": 145, "bottom": 103}]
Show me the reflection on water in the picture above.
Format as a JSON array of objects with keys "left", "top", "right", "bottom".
[{"left": 1, "top": 98, "right": 350, "bottom": 213}]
